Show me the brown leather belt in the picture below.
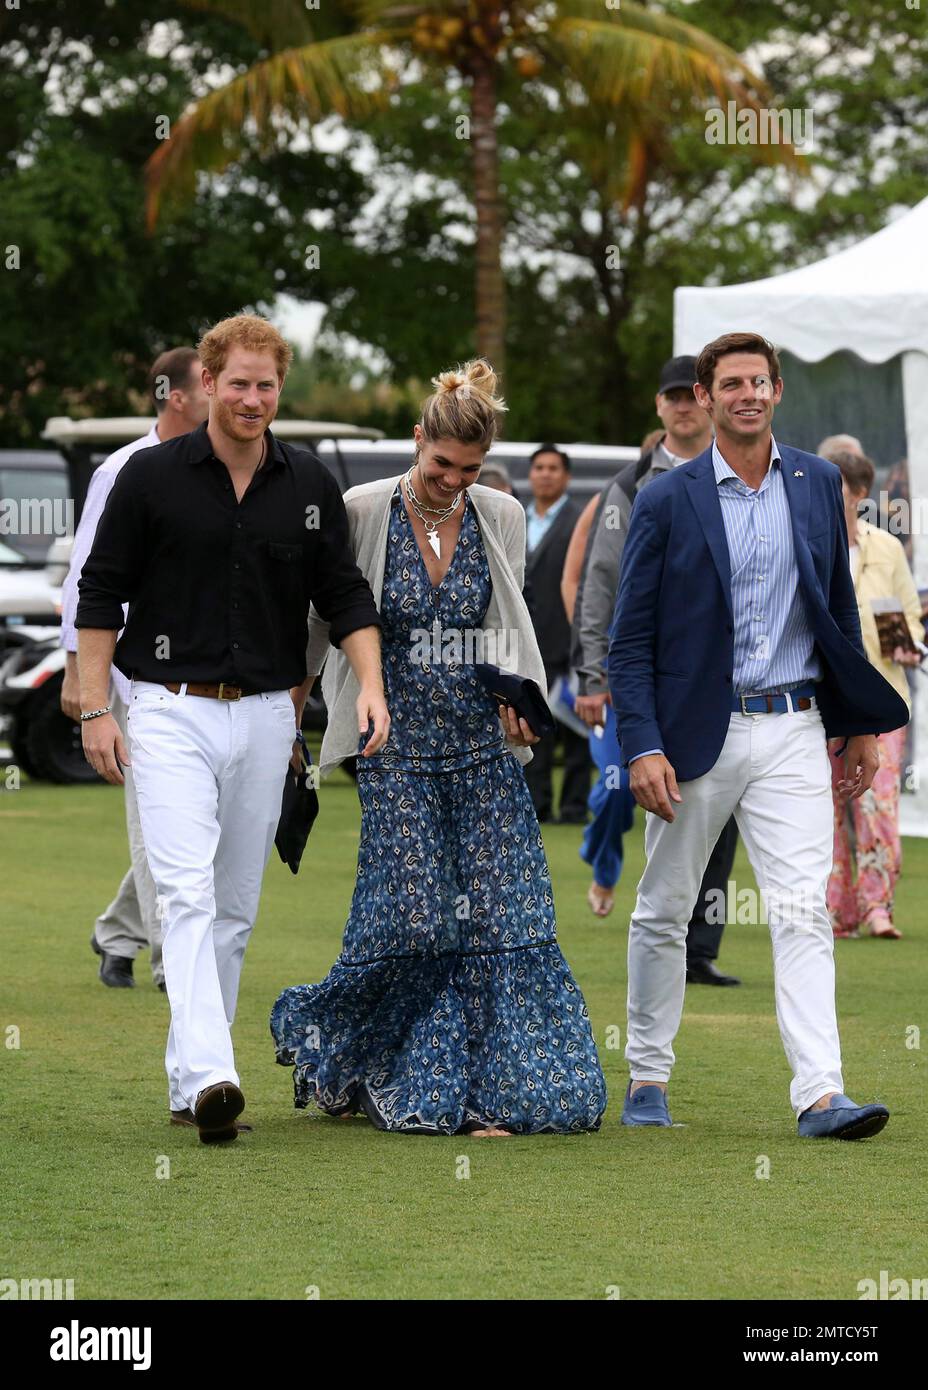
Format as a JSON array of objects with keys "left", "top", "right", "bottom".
[
  {"left": 163, "top": 681, "right": 259, "bottom": 702},
  {"left": 755, "top": 694, "right": 812, "bottom": 712}
]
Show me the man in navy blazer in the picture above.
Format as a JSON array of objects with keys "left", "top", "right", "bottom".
[{"left": 608, "top": 331, "right": 908, "bottom": 1139}]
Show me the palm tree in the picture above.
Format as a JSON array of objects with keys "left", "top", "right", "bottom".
[{"left": 147, "top": 1, "right": 797, "bottom": 377}]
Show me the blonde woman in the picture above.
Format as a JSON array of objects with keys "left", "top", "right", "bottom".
[
  {"left": 826, "top": 449, "right": 924, "bottom": 939},
  {"left": 272, "top": 361, "right": 606, "bottom": 1136}
]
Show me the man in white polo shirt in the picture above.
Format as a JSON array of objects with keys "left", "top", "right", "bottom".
[{"left": 59, "top": 347, "right": 208, "bottom": 989}]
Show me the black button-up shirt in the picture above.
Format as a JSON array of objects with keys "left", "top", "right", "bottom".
[{"left": 75, "top": 422, "right": 380, "bottom": 689}]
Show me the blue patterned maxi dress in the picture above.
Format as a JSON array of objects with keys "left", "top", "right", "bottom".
[{"left": 271, "top": 487, "right": 606, "bottom": 1134}]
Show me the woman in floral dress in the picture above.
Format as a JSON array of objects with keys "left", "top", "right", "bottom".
[
  {"left": 272, "top": 361, "right": 606, "bottom": 1136},
  {"left": 824, "top": 448, "right": 925, "bottom": 939}
]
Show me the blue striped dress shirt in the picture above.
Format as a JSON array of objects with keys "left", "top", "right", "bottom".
[{"left": 712, "top": 438, "right": 821, "bottom": 695}]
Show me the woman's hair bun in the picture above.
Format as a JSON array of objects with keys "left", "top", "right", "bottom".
[
  {"left": 419, "top": 358, "right": 507, "bottom": 451},
  {"left": 432, "top": 359, "right": 500, "bottom": 402}
]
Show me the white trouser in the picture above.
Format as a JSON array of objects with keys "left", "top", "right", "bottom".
[
  {"left": 626, "top": 707, "right": 843, "bottom": 1116},
  {"left": 127, "top": 680, "right": 296, "bottom": 1111},
  {"left": 93, "top": 690, "right": 163, "bottom": 982}
]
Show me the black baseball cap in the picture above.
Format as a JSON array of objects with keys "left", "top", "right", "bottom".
[{"left": 658, "top": 356, "right": 697, "bottom": 394}]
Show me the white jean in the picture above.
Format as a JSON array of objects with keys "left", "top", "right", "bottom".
[
  {"left": 127, "top": 680, "right": 296, "bottom": 1111},
  {"left": 626, "top": 707, "right": 843, "bottom": 1116}
]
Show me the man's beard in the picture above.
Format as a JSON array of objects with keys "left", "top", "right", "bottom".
[{"left": 213, "top": 397, "right": 275, "bottom": 442}]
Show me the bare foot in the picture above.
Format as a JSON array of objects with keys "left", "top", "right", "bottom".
[
  {"left": 587, "top": 882, "right": 614, "bottom": 918},
  {"left": 469, "top": 1127, "right": 513, "bottom": 1138}
]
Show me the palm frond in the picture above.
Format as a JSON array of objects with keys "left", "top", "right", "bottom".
[
  {"left": 545, "top": 2, "right": 806, "bottom": 172},
  {"left": 145, "top": 33, "right": 392, "bottom": 228},
  {"left": 551, "top": 0, "right": 766, "bottom": 92},
  {"left": 355, "top": 1, "right": 464, "bottom": 23},
  {"left": 177, "top": 0, "right": 318, "bottom": 52},
  {"left": 551, "top": 18, "right": 757, "bottom": 108}
]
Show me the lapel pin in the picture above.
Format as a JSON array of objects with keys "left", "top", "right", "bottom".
[{"left": 794, "top": 469, "right": 804, "bottom": 477}]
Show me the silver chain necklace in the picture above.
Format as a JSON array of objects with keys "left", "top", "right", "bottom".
[{"left": 403, "top": 464, "right": 461, "bottom": 557}]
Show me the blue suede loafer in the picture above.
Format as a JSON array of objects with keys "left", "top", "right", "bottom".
[
  {"left": 621, "top": 1082, "right": 672, "bottom": 1127},
  {"left": 797, "top": 1093, "right": 889, "bottom": 1140}
]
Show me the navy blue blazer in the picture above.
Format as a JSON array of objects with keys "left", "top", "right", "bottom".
[{"left": 608, "top": 444, "right": 910, "bottom": 783}]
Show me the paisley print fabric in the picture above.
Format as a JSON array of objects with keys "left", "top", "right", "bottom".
[
  {"left": 364, "top": 487, "right": 505, "bottom": 771},
  {"left": 271, "top": 487, "right": 606, "bottom": 1134},
  {"left": 827, "top": 725, "right": 907, "bottom": 934}
]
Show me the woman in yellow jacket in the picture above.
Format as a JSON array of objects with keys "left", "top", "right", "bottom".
[{"left": 828, "top": 450, "right": 925, "bottom": 938}]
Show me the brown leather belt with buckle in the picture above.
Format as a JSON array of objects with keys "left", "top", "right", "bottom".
[{"left": 163, "top": 682, "right": 259, "bottom": 701}]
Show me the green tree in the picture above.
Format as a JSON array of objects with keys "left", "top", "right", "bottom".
[
  {"left": 0, "top": 1, "right": 339, "bottom": 442},
  {"left": 147, "top": 0, "right": 783, "bottom": 378}
]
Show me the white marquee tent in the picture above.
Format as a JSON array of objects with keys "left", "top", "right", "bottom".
[{"left": 674, "top": 197, "right": 928, "bottom": 834}]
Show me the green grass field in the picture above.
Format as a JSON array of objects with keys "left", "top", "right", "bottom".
[{"left": 2, "top": 764, "right": 926, "bottom": 1301}]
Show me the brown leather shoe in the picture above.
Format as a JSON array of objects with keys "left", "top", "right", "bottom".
[
  {"left": 193, "top": 1082, "right": 245, "bottom": 1144},
  {"left": 170, "top": 1108, "right": 253, "bottom": 1133}
]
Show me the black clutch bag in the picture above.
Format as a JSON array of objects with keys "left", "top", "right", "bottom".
[
  {"left": 275, "top": 732, "right": 320, "bottom": 875},
  {"left": 474, "top": 663, "right": 556, "bottom": 739}
]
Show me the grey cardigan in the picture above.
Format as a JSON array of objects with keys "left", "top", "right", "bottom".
[{"left": 306, "top": 475, "right": 547, "bottom": 779}]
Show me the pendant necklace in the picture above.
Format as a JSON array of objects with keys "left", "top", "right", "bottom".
[{"left": 403, "top": 464, "right": 461, "bottom": 558}]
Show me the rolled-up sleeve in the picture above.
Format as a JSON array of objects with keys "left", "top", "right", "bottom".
[
  {"left": 75, "top": 460, "right": 149, "bottom": 630},
  {"left": 311, "top": 470, "right": 381, "bottom": 648}
]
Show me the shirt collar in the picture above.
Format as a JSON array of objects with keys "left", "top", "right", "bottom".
[
  {"left": 528, "top": 492, "right": 569, "bottom": 522},
  {"left": 652, "top": 437, "right": 716, "bottom": 473},
  {"left": 653, "top": 438, "right": 691, "bottom": 470},
  {"left": 652, "top": 439, "right": 675, "bottom": 471},
  {"left": 712, "top": 436, "right": 781, "bottom": 486},
  {"left": 186, "top": 420, "right": 285, "bottom": 469}
]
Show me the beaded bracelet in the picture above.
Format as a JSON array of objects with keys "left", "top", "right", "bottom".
[{"left": 80, "top": 706, "right": 112, "bottom": 722}]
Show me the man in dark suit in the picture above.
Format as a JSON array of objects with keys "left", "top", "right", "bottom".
[
  {"left": 523, "top": 444, "right": 591, "bottom": 822},
  {"left": 609, "top": 331, "right": 908, "bottom": 1139}
]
